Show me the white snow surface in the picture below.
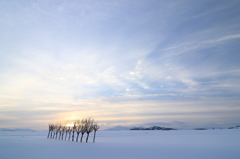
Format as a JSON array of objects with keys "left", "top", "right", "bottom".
[{"left": 0, "top": 129, "right": 240, "bottom": 159}]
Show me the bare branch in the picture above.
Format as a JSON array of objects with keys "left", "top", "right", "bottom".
[
  {"left": 93, "top": 122, "right": 100, "bottom": 142},
  {"left": 85, "top": 117, "right": 94, "bottom": 143}
]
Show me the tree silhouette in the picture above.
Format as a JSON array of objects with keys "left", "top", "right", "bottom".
[
  {"left": 61, "top": 125, "right": 67, "bottom": 140},
  {"left": 75, "top": 119, "right": 85, "bottom": 142},
  {"left": 80, "top": 119, "right": 87, "bottom": 142},
  {"left": 85, "top": 117, "right": 94, "bottom": 143},
  {"left": 72, "top": 121, "right": 77, "bottom": 141},
  {"left": 47, "top": 124, "right": 54, "bottom": 138},
  {"left": 93, "top": 123, "right": 100, "bottom": 142},
  {"left": 47, "top": 117, "right": 100, "bottom": 143}
]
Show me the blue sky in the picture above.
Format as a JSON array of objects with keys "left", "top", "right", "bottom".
[{"left": 0, "top": 0, "right": 240, "bottom": 130}]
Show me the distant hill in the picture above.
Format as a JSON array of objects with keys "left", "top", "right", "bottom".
[
  {"left": 106, "top": 126, "right": 177, "bottom": 131},
  {"left": 105, "top": 126, "right": 135, "bottom": 131},
  {"left": 130, "top": 126, "right": 177, "bottom": 130},
  {"left": 228, "top": 125, "right": 240, "bottom": 129},
  {"left": 194, "top": 128, "right": 207, "bottom": 130},
  {"left": 0, "top": 128, "right": 34, "bottom": 131}
]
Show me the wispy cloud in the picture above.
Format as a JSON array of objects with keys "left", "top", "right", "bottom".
[
  {"left": 0, "top": 0, "right": 240, "bottom": 129},
  {"left": 160, "top": 34, "right": 240, "bottom": 59}
]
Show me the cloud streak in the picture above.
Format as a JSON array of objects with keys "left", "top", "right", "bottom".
[{"left": 0, "top": 0, "right": 240, "bottom": 129}]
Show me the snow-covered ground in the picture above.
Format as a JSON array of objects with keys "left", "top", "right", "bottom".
[{"left": 0, "top": 129, "right": 239, "bottom": 159}]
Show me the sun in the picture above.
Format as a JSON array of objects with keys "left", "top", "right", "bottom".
[{"left": 66, "top": 123, "right": 74, "bottom": 127}]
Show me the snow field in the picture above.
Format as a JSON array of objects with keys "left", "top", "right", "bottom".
[{"left": 0, "top": 129, "right": 239, "bottom": 159}]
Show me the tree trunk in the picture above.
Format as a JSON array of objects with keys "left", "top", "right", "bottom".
[
  {"left": 68, "top": 132, "right": 71, "bottom": 141},
  {"left": 76, "top": 133, "right": 80, "bottom": 142},
  {"left": 53, "top": 132, "right": 55, "bottom": 139},
  {"left": 55, "top": 132, "right": 58, "bottom": 139},
  {"left": 59, "top": 132, "right": 61, "bottom": 140},
  {"left": 80, "top": 133, "right": 84, "bottom": 142},
  {"left": 47, "top": 130, "right": 50, "bottom": 138},
  {"left": 86, "top": 133, "right": 89, "bottom": 143},
  {"left": 72, "top": 131, "right": 75, "bottom": 141},
  {"left": 65, "top": 133, "right": 67, "bottom": 140},
  {"left": 61, "top": 133, "right": 64, "bottom": 140},
  {"left": 93, "top": 131, "right": 96, "bottom": 142}
]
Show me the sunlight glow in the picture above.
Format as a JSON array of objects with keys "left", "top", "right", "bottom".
[{"left": 66, "top": 123, "right": 74, "bottom": 127}]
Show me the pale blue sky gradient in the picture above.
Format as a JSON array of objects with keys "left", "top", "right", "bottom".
[{"left": 1, "top": 0, "right": 240, "bottom": 130}]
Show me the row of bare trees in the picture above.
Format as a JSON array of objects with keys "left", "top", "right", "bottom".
[{"left": 47, "top": 118, "right": 100, "bottom": 143}]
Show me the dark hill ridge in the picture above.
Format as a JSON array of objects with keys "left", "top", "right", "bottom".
[
  {"left": 228, "top": 125, "right": 240, "bottom": 129},
  {"left": 105, "top": 126, "right": 135, "bottom": 131},
  {"left": 130, "top": 126, "right": 177, "bottom": 130},
  {"left": 0, "top": 128, "right": 34, "bottom": 131}
]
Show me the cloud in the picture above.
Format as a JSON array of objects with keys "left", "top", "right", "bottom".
[
  {"left": 206, "top": 34, "right": 240, "bottom": 43},
  {"left": 1, "top": 0, "right": 240, "bottom": 129},
  {"left": 160, "top": 34, "right": 240, "bottom": 60},
  {"left": 1, "top": 97, "right": 240, "bottom": 129}
]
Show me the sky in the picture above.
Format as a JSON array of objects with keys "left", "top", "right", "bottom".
[{"left": 0, "top": 0, "right": 240, "bottom": 130}]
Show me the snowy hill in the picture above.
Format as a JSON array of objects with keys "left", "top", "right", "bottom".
[
  {"left": 105, "top": 126, "right": 134, "bottom": 131},
  {"left": 106, "top": 126, "right": 177, "bottom": 131},
  {"left": 0, "top": 129, "right": 240, "bottom": 159},
  {"left": 0, "top": 128, "right": 34, "bottom": 131},
  {"left": 130, "top": 126, "right": 177, "bottom": 130},
  {"left": 228, "top": 125, "right": 240, "bottom": 129}
]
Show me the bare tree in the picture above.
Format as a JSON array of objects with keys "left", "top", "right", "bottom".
[
  {"left": 55, "top": 124, "right": 61, "bottom": 139},
  {"left": 47, "top": 124, "right": 54, "bottom": 138},
  {"left": 93, "top": 123, "right": 100, "bottom": 142},
  {"left": 58, "top": 124, "right": 62, "bottom": 140},
  {"left": 47, "top": 124, "right": 51, "bottom": 138},
  {"left": 52, "top": 124, "right": 57, "bottom": 139},
  {"left": 72, "top": 121, "right": 77, "bottom": 141},
  {"left": 85, "top": 117, "right": 94, "bottom": 143},
  {"left": 68, "top": 127, "right": 72, "bottom": 141},
  {"left": 75, "top": 119, "right": 86, "bottom": 142},
  {"left": 50, "top": 124, "right": 55, "bottom": 139},
  {"left": 80, "top": 119, "right": 87, "bottom": 142},
  {"left": 61, "top": 125, "right": 67, "bottom": 140},
  {"left": 65, "top": 126, "right": 70, "bottom": 140},
  {"left": 75, "top": 120, "right": 81, "bottom": 142}
]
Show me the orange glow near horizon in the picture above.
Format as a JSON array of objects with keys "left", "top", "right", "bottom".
[{"left": 66, "top": 123, "right": 74, "bottom": 127}]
